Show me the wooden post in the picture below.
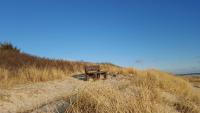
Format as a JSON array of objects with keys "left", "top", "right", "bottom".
[
  {"left": 97, "top": 73, "right": 100, "bottom": 79},
  {"left": 85, "top": 74, "right": 88, "bottom": 81},
  {"left": 104, "top": 73, "right": 107, "bottom": 79}
]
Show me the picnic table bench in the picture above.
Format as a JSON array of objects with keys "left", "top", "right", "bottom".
[{"left": 85, "top": 65, "right": 107, "bottom": 81}]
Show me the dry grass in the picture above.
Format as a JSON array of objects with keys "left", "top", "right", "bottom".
[
  {"left": 0, "top": 45, "right": 136, "bottom": 88},
  {"left": 181, "top": 76, "right": 200, "bottom": 89},
  {"left": 1, "top": 60, "right": 200, "bottom": 113},
  {"left": 100, "top": 64, "right": 137, "bottom": 75},
  {"left": 0, "top": 44, "right": 89, "bottom": 88},
  {"left": 0, "top": 64, "right": 121, "bottom": 88},
  {"left": 1, "top": 43, "right": 200, "bottom": 113},
  {"left": 0, "top": 66, "right": 67, "bottom": 88},
  {"left": 181, "top": 76, "right": 200, "bottom": 83},
  {"left": 66, "top": 69, "right": 200, "bottom": 113},
  {"left": 0, "top": 43, "right": 136, "bottom": 88}
]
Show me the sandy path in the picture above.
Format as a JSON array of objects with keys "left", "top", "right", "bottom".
[{"left": 0, "top": 77, "right": 84, "bottom": 113}]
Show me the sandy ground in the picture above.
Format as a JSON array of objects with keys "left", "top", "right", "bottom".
[
  {"left": 0, "top": 77, "right": 84, "bottom": 113},
  {"left": 180, "top": 75, "right": 200, "bottom": 89},
  {"left": 0, "top": 74, "right": 126, "bottom": 113},
  {"left": 1, "top": 74, "right": 199, "bottom": 113}
]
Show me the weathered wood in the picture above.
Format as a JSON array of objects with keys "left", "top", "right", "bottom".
[{"left": 85, "top": 65, "right": 107, "bottom": 81}]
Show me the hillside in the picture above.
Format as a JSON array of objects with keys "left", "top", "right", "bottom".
[
  {"left": 0, "top": 43, "right": 200, "bottom": 113},
  {"left": 0, "top": 43, "right": 123, "bottom": 87},
  {"left": 0, "top": 43, "right": 88, "bottom": 71}
]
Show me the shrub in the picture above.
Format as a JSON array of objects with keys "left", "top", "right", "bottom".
[{"left": 0, "top": 42, "right": 20, "bottom": 52}]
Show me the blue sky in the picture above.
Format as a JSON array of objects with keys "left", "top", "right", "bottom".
[{"left": 0, "top": 0, "right": 200, "bottom": 74}]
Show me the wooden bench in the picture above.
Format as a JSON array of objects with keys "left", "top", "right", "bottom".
[{"left": 85, "top": 65, "right": 107, "bottom": 81}]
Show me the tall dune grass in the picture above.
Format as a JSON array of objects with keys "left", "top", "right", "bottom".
[
  {"left": 66, "top": 69, "right": 200, "bottom": 113},
  {"left": 0, "top": 66, "right": 67, "bottom": 88},
  {"left": 1, "top": 43, "right": 200, "bottom": 112},
  {"left": 100, "top": 64, "right": 137, "bottom": 75},
  {"left": 0, "top": 43, "right": 90, "bottom": 88}
]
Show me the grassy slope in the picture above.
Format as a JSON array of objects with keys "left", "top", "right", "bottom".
[
  {"left": 0, "top": 46, "right": 120, "bottom": 88},
  {"left": 0, "top": 48, "right": 90, "bottom": 87},
  {"left": 66, "top": 70, "right": 200, "bottom": 113},
  {"left": 1, "top": 44, "right": 200, "bottom": 113}
]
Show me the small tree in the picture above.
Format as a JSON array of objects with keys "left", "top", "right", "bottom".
[{"left": 0, "top": 42, "right": 20, "bottom": 52}]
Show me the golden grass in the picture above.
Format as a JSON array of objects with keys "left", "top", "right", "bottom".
[
  {"left": 0, "top": 66, "right": 67, "bottom": 88},
  {"left": 66, "top": 69, "right": 200, "bottom": 113},
  {"left": 181, "top": 76, "right": 200, "bottom": 83},
  {"left": 1, "top": 62, "right": 200, "bottom": 113},
  {"left": 100, "top": 64, "right": 137, "bottom": 75},
  {"left": 0, "top": 60, "right": 132, "bottom": 88},
  {"left": 1, "top": 47, "right": 200, "bottom": 113},
  {"left": 2, "top": 43, "right": 199, "bottom": 112}
]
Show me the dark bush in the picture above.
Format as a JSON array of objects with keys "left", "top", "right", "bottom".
[{"left": 0, "top": 42, "right": 20, "bottom": 52}]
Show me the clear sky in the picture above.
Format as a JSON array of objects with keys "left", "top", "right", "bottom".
[{"left": 0, "top": 0, "right": 200, "bottom": 74}]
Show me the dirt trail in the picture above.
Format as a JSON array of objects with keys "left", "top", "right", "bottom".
[{"left": 0, "top": 77, "right": 84, "bottom": 113}]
